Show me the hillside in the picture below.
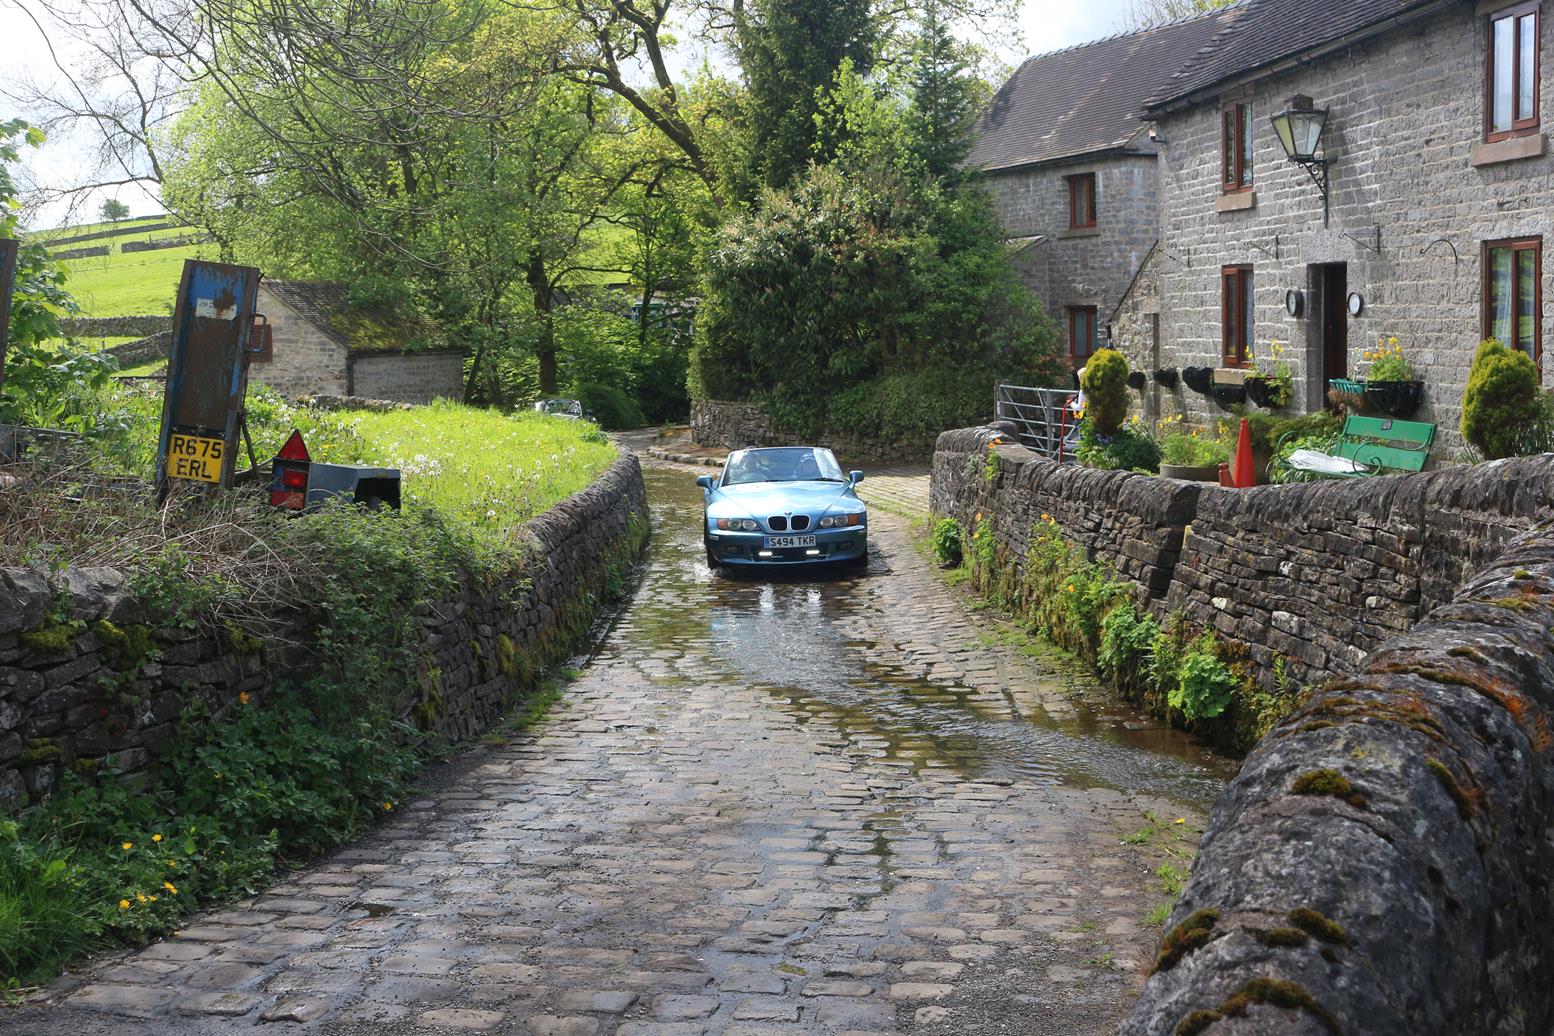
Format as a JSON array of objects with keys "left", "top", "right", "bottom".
[{"left": 28, "top": 214, "right": 217, "bottom": 320}]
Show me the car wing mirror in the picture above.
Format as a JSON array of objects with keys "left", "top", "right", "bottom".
[
  {"left": 696, "top": 475, "right": 715, "bottom": 490},
  {"left": 850, "top": 470, "right": 865, "bottom": 484}
]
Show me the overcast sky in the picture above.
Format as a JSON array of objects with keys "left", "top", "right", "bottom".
[{"left": 1, "top": 0, "right": 1136, "bottom": 228}]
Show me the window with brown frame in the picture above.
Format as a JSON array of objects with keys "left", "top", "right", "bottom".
[
  {"left": 1067, "top": 306, "right": 1098, "bottom": 368},
  {"left": 1221, "top": 102, "right": 1253, "bottom": 191},
  {"left": 1066, "top": 173, "right": 1097, "bottom": 229},
  {"left": 1221, "top": 265, "right": 1253, "bottom": 365},
  {"left": 249, "top": 320, "right": 273, "bottom": 363},
  {"left": 1487, "top": 1, "right": 1541, "bottom": 141},
  {"left": 1483, "top": 238, "right": 1542, "bottom": 366}
]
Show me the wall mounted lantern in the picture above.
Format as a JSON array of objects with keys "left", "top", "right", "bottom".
[{"left": 1270, "top": 94, "right": 1331, "bottom": 226}]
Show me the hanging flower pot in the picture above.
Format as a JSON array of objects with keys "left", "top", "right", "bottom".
[
  {"left": 1364, "top": 380, "right": 1425, "bottom": 418},
  {"left": 1210, "top": 383, "right": 1246, "bottom": 410},
  {"left": 1154, "top": 367, "right": 1179, "bottom": 388},
  {"left": 1243, "top": 376, "right": 1274, "bottom": 408},
  {"left": 1126, "top": 371, "right": 1147, "bottom": 391},
  {"left": 1181, "top": 366, "right": 1213, "bottom": 395},
  {"left": 1327, "top": 378, "right": 1368, "bottom": 413}
]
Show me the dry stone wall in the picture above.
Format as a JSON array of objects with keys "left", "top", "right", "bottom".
[
  {"left": 0, "top": 451, "right": 648, "bottom": 813},
  {"left": 60, "top": 316, "right": 173, "bottom": 339},
  {"left": 933, "top": 425, "right": 1554, "bottom": 693}
]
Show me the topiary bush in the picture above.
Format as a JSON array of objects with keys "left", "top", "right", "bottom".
[
  {"left": 1462, "top": 339, "right": 1548, "bottom": 459},
  {"left": 1080, "top": 349, "right": 1130, "bottom": 435}
]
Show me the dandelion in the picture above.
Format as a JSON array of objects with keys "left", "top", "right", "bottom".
[
  {"left": 122, "top": 841, "right": 133, "bottom": 851},
  {"left": 1174, "top": 818, "right": 1186, "bottom": 825},
  {"left": 383, "top": 801, "right": 394, "bottom": 811},
  {"left": 152, "top": 834, "right": 162, "bottom": 843},
  {"left": 1066, "top": 584, "right": 1076, "bottom": 593},
  {"left": 119, "top": 899, "right": 131, "bottom": 910},
  {"left": 239, "top": 691, "right": 251, "bottom": 705}
]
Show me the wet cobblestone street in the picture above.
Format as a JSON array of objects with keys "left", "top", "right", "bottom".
[{"left": 7, "top": 453, "right": 1231, "bottom": 1036}]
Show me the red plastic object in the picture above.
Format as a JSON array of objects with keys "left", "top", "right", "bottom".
[
  {"left": 1218, "top": 462, "right": 1233, "bottom": 487},
  {"left": 277, "top": 429, "right": 310, "bottom": 462},
  {"left": 1233, "top": 418, "right": 1255, "bottom": 488}
]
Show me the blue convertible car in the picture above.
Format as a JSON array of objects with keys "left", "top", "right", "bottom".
[{"left": 698, "top": 447, "right": 867, "bottom": 569}]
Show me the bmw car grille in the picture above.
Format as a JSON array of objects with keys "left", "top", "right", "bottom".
[
  {"left": 790, "top": 515, "right": 811, "bottom": 531},
  {"left": 768, "top": 516, "right": 788, "bottom": 531}
]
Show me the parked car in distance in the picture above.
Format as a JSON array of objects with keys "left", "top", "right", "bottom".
[
  {"left": 698, "top": 446, "right": 867, "bottom": 569},
  {"left": 533, "top": 398, "right": 592, "bottom": 421}
]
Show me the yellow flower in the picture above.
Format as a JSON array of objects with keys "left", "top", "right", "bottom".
[
  {"left": 163, "top": 882, "right": 178, "bottom": 895},
  {"left": 149, "top": 895, "right": 158, "bottom": 902},
  {"left": 152, "top": 834, "right": 162, "bottom": 843},
  {"left": 1066, "top": 584, "right": 1076, "bottom": 593},
  {"left": 1174, "top": 818, "right": 1186, "bottom": 824},
  {"left": 1040, "top": 513, "right": 1051, "bottom": 522},
  {"left": 239, "top": 691, "right": 251, "bottom": 705},
  {"left": 382, "top": 802, "right": 394, "bottom": 811},
  {"left": 135, "top": 892, "right": 148, "bottom": 904},
  {"left": 119, "top": 899, "right": 131, "bottom": 910},
  {"left": 122, "top": 842, "right": 133, "bottom": 851},
  {"left": 975, "top": 512, "right": 984, "bottom": 522},
  {"left": 1388, "top": 336, "right": 1398, "bottom": 346}
]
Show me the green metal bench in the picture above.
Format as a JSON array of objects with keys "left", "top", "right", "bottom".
[{"left": 1278, "top": 414, "right": 1436, "bottom": 479}]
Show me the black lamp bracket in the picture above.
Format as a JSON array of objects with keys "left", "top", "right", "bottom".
[
  {"left": 1250, "top": 234, "right": 1281, "bottom": 262},
  {"left": 1294, "top": 157, "right": 1330, "bottom": 226},
  {"left": 1421, "top": 237, "right": 1458, "bottom": 266}
]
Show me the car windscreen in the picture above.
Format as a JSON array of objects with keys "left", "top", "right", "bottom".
[{"left": 722, "top": 448, "right": 845, "bottom": 485}]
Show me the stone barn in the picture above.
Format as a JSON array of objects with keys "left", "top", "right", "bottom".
[{"left": 251, "top": 280, "right": 465, "bottom": 403}]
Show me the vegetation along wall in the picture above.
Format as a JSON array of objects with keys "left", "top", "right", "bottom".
[
  {"left": 932, "top": 424, "right": 1554, "bottom": 698},
  {"left": 692, "top": 399, "right": 960, "bottom": 466},
  {"left": 0, "top": 452, "right": 648, "bottom": 813}
]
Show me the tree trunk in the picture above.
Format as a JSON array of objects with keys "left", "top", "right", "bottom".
[
  {"left": 1122, "top": 526, "right": 1554, "bottom": 1035},
  {"left": 527, "top": 248, "right": 558, "bottom": 394}
]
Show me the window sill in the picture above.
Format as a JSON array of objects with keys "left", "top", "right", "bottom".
[
  {"left": 1471, "top": 133, "right": 1547, "bottom": 167},
  {"left": 1057, "top": 226, "right": 1102, "bottom": 239},
  {"left": 1216, "top": 190, "right": 1256, "bottom": 213}
]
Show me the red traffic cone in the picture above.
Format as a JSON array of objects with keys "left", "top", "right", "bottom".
[{"left": 1233, "top": 417, "right": 1255, "bottom": 488}]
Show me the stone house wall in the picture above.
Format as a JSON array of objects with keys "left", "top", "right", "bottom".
[
  {"left": 933, "top": 424, "right": 1554, "bottom": 693},
  {"left": 1151, "top": 3, "right": 1554, "bottom": 454},
  {"left": 251, "top": 285, "right": 350, "bottom": 398},
  {"left": 984, "top": 153, "right": 1160, "bottom": 367},
  {"left": 349, "top": 350, "right": 465, "bottom": 404},
  {"left": 0, "top": 452, "right": 648, "bottom": 813}
]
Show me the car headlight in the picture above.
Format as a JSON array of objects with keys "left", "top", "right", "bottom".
[
  {"left": 716, "top": 518, "right": 759, "bottom": 531},
  {"left": 819, "top": 513, "right": 863, "bottom": 528}
]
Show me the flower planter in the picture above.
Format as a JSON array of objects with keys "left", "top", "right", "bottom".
[
  {"left": 1364, "top": 379, "right": 1425, "bottom": 418},
  {"left": 1181, "top": 366, "right": 1213, "bottom": 395},
  {"left": 1327, "top": 378, "right": 1368, "bottom": 413},
  {"left": 1210, "top": 383, "right": 1246, "bottom": 410},
  {"left": 1154, "top": 368, "right": 1179, "bottom": 388},
  {"left": 1126, "top": 371, "right": 1148, "bottom": 391},
  {"left": 1160, "top": 462, "right": 1220, "bottom": 482},
  {"left": 1243, "top": 376, "right": 1275, "bottom": 408}
]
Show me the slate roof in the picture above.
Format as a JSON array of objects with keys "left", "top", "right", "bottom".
[
  {"left": 262, "top": 279, "right": 444, "bottom": 354},
  {"left": 262, "top": 280, "right": 354, "bottom": 350},
  {"left": 1143, "top": 0, "right": 1444, "bottom": 113},
  {"left": 967, "top": 8, "right": 1241, "bottom": 174}
]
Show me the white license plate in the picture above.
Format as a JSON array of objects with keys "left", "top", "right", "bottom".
[{"left": 765, "top": 535, "right": 817, "bottom": 548}]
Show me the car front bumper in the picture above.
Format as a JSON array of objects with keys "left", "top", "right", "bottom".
[{"left": 706, "top": 527, "right": 866, "bottom": 565}]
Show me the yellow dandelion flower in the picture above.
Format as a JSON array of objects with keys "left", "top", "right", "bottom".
[
  {"left": 1066, "top": 584, "right": 1076, "bottom": 593},
  {"left": 239, "top": 691, "right": 251, "bottom": 705},
  {"left": 119, "top": 899, "right": 131, "bottom": 910},
  {"left": 122, "top": 842, "right": 133, "bottom": 851},
  {"left": 152, "top": 834, "right": 162, "bottom": 843},
  {"left": 1174, "top": 818, "right": 1186, "bottom": 824},
  {"left": 383, "top": 802, "right": 394, "bottom": 811}
]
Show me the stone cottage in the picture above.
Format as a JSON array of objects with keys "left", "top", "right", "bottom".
[
  {"left": 1116, "top": 0, "right": 1552, "bottom": 452},
  {"left": 968, "top": 10, "right": 1235, "bottom": 369},
  {"left": 252, "top": 281, "right": 465, "bottom": 403}
]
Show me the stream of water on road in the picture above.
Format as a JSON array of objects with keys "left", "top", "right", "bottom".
[{"left": 597, "top": 464, "right": 1235, "bottom": 812}]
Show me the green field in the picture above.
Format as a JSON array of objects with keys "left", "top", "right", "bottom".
[{"left": 29, "top": 215, "right": 217, "bottom": 319}]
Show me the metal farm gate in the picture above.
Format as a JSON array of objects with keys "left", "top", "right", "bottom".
[{"left": 993, "top": 383, "right": 1078, "bottom": 462}]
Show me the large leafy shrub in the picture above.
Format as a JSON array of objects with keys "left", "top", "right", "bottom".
[
  {"left": 1462, "top": 339, "right": 1548, "bottom": 459},
  {"left": 574, "top": 382, "right": 647, "bottom": 430},
  {"left": 1080, "top": 349, "right": 1130, "bottom": 435}
]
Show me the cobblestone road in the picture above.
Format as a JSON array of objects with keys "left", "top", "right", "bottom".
[{"left": 7, "top": 455, "right": 1230, "bottom": 1036}]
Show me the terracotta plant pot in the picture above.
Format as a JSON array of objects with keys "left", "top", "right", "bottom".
[
  {"left": 1365, "top": 380, "right": 1425, "bottom": 419},
  {"left": 1160, "top": 462, "right": 1220, "bottom": 482}
]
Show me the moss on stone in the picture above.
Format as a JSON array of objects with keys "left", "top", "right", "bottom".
[
  {"left": 1217, "top": 977, "right": 1338, "bottom": 1032},
  {"left": 1446, "top": 645, "right": 1486, "bottom": 662},
  {"left": 21, "top": 619, "right": 79, "bottom": 656},
  {"left": 415, "top": 664, "right": 446, "bottom": 730},
  {"left": 1292, "top": 768, "right": 1367, "bottom": 808},
  {"left": 1286, "top": 907, "right": 1348, "bottom": 946},
  {"left": 20, "top": 738, "right": 60, "bottom": 763},
  {"left": 1174, "top": 1009, "right": 1222, "bottom": 1036},
  {"left": 1251, "top": 926, "right": 1309, "bottom": 948},
  {"left": 220, "top": 620, "right": 264, "bottom": 656},
  {"left": 93, "top": 620, "right": 157, "bottom": 669},
  {"left": 1155, "top": 908, "right": 1220, "bottom": 973},
  {"left": 1426, "top": 757, "right": 1474, "bottom": 820},
  {"left": 496, "top": 634, "right": 518, "bottom": 678}
]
